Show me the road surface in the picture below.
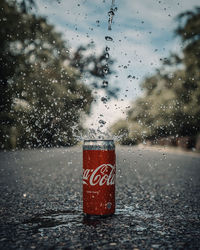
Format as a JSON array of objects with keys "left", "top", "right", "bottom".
[{"left": 0, "top": 146, "right": 200, "bottom": 249}]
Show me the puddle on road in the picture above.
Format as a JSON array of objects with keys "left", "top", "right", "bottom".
[
  {"left": 116, "top": 205, "right": 162, "bottom": 219},
  {"left": 23, "top": 209, "right": 83, "bottom": 233},
  {"left": 22, "top": 206, "right": 163, "bottom": 234}
]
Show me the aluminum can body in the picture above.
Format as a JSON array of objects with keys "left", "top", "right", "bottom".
[{"left": 83, "top": 139, "right": 116, "bottom": 216}]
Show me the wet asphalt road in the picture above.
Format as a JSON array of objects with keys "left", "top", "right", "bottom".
[{"left": 0, "top": 146, "right": 200, "bottom": 249}]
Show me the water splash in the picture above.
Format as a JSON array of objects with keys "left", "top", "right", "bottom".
[
  {"left": 69, "top": 121, "right": 127, "bottom": 142},
  {"left": 71, "top": 1, "right": 120, "bottom": 143}
]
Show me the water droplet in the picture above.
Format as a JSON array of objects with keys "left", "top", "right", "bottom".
[
  {"left": 103, "top": 67, "right": 109, "bottom": 74},
  {"left": 108, "top": 9, "right": 115, "bottom": 16},
  {"left": 106, "top": 46, "right": 110, "bottom": 51},
  {"left": 105, "top": 36, "right": 113, "bottom": 41},
  {"left": 105, "top": 52, "right": 109, "bottom": 59},
  {"left": 99, "top": 119, "right": 106, "bottom": 124},
  {"left": 102, "top": 81, "right": 108, "bottom": 88},
  {"left": 101, "top": 97, "right": 108, "bottom": 103}
]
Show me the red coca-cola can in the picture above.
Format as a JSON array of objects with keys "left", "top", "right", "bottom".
[{"left": 83, "top": 139, "right": 116, "bottom": 216}]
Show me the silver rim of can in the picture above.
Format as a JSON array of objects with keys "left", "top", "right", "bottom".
[{"left": 83, "top": 139, "right": 115, "bottom": 150}]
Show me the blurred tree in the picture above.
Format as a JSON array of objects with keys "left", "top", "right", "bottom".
[
  {"left": 111, "top": 7, "right": 200, "bottom": 146},
  {"left": 110, "top": 119, "right": 135, "bottom": 145},
  {"left": 0, "top": 0, "right": 116, "bottom": 149},
  {"left": 176, "top": 7, "right": 200, "bottom": 75},
  {"left": 16, "top": 0, "right": 118, "bottom": 97}
]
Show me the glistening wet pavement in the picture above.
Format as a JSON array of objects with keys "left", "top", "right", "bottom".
[{"left": 0, "top": 146, "right": 200, "bottom": 249}]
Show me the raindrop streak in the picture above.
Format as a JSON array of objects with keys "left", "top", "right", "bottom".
[
  {"left": 86, "top": 0, "right": 119, "bottom": 139},
  {"left": 108, "top": 0, "right": 116, "bottom": 30}
]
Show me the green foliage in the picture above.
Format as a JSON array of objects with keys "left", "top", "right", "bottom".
[
  {"left": 176, "top": 7, "right": 200, "bottom": 74},
  {"left": 0, "top": 0, "right": 115, "bottom": 149},
  {"left": 112, "top": 7, "right": 200, "bottom": 145}
]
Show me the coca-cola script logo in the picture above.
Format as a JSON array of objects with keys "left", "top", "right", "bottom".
[{"left": 83, "top": 164, "right": 115, "bottom": 186}]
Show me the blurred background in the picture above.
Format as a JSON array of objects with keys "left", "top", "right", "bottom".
[{"left": 0, "top": 0, "right": 200, "bottom": 151}]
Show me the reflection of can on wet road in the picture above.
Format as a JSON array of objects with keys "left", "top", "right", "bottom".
[{"left": 83, "top": 139, "right": 116, "bottom": 216}]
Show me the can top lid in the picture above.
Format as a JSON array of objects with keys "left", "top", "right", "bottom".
[
  {"left": 83, "top": 139, "right": 115, "bottom": 150},
  {"left": 84, "top": 139, "right": 114, "bottom": 142}
]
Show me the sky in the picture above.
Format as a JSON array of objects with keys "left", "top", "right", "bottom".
[{"left": 36, "top": 0, "right": 199, "bottom": 132}]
